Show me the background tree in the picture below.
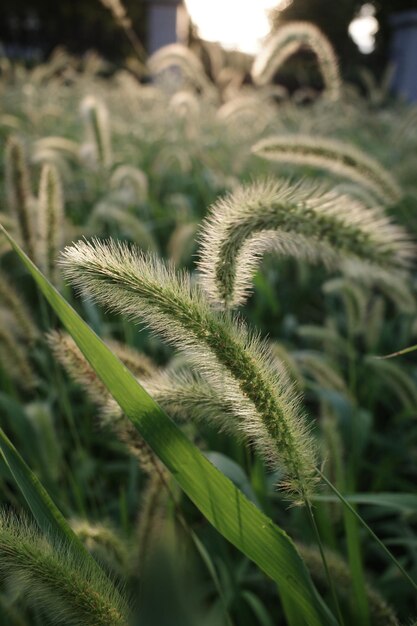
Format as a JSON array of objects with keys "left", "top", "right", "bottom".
[{"left": 0, "top": 0, "right": 146, "bottom": 63}]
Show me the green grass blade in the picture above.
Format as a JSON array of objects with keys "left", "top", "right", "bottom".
[
  {"left": 0, "top": 426, "right": 87, "bottom": 557},
  {"left": 377, "top": 343, "right": 417, "bottom": 359},
  {"left": 313, "top": 492, "right": 417, "bottom": 514},
  {"left": 318, "top": 470, "right": 417, "bottom": 593},
  {"left": 0, "top": 227, "right": 337, "bottom": 626}
]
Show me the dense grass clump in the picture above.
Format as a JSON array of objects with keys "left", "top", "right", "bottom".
[{"left": 0, "top": 25, "right": 417, "bottom": 626}]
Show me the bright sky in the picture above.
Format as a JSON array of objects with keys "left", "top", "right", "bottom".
[
  {"left": 184, "top": 0, "right": 285, "bottom": 55},
  {"left": 348, "top": 4, "right": 379, "bottom": 54},
  {"left": 184, "top": 0, "right": 379, "bottom": 57}
]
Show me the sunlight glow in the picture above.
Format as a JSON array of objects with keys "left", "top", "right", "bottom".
[
  {"left": 184, "top": 0, "right": 289, "bottom": 55},
  {"left": 349, "top": 4, "right": 379, "bottom": 54}
]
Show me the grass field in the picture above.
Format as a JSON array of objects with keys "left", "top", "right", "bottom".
[{"left": 0, "top": 31, "right": 417, "bottom": 625}]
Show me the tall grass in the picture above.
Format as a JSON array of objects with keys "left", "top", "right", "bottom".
[{"left": 0, "top": 20, "right": 416, "bottom": 626}]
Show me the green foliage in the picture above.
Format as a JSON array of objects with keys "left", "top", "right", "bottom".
[{"left": 0, "top": 30, "right": 417, "bottom": 626}]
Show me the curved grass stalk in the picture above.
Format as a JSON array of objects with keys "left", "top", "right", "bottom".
[
  {"left": 33, "top": 136, "right": 80, "bottom": 160},
  {"left": 60, "top": 239, "right": 318, "bottom": 501},
  {"left": 252, "top": 136, "right": 401, "bottom": 205},
  {"left": 148, "top": 44, "right": 213, "bottom": 94},
  {"left": 252, "top": 22, "right": 341, "bottom": 101},
  {"left": 169, "top": 90, "right": 200, "bottom": 119},
  {"left": 37, "top": 164, "right": 64, "bottom": 282},
  {"left": 197, "top": 179, "right": 411, "bottom": 308},
  {"left": 80, "top": 96, "right": 112, "bottom": 168},
  {"left": 297, "top": 542, "right": 399, "bottom": 626},
  {"left": 377, "top": 342, "right": 417, "bottom": 360},
  {"left": 151, "top": 145, "right": 192, "bottom": 176},
  {"left": 0, "top": 513, "right": 129, "bottom": 626},
  {"left": 5, "top": 136, "right": 36, "bottom": 260},
  {"left": 216, "top": 95, "right": 274, "bottom": 128},
  {"left": 32, "top": 148, "right": 73, "bottom": 182},
  {"left": 110, "top": 165, "right": 148, "bottom": 202}
]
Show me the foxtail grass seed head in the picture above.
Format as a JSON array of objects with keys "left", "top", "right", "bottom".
[
  {"left": 4, "top": 135, "right": 36, "bottom": 260},
  {"left": 33, "top": 136, "right": 80, "bottom": 160},
  {"left": 252, "top": 22, "right": 341, "bottom": 101},
  {"left": 37, "top": 164, "right": 64, "bottom": 283},
  {"left": 106, "top": 339, "right": 156, "bottom": 379},
  {"left": 197, "top": 179, "right": 413, "bottom": 309},
  {"left": 252, "top": 135, "right": 402, "bottom": 205},
  {"left": 144, "top": 369, "right": 243, "bottom": 433},
  {"left": 60, "top": 239, "right": 318, "bottom": 501},
  {"left": 0, "top": 512, "right": 129, "bottom": 626},
  {"left": 80, "top": 96, "right": 112, "bottom": 168},
  {"left": 71, "top": 519, "right": 129, "bottom": 574},
  {"left": 47, "top": 330, "right": 160, "bottom": 474},
  {"left": 297, "top": 542, "right": 400, "bottom": 626},
  {"left": 148, "top": 44, "right": 213, "bottom": 94},
  {"left": 47, "top": 330, "right": 111, "bottom": 408},
  {"left": 109, "top": 165, "right": 148, "bottom": 202}
]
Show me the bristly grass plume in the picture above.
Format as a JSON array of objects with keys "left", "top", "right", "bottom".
[
  {"left": 148, "top": 44, "right": 214, "bottom": 94},
  {"left": 80, "top": 96, "right": 112, "bottom": 169},
  {"left": 59, "top": 239, "right": 318, "bottom": 501},
  {"left": 297, "top": 542, "right": 400, "bottom": 626},
  {"left": 37, "top": 164, "right": 64, "bottom": 283},
  {"left": 252, "top": 135, "right": 401, "bottom": 205},
  {"left": 252, "top": 22, "right": 341, "bottom": 101},
  {"left": 197, "top": 179, "right": 413, "bottom": 309},
  {"left": 5, "top": 136, "right": 36, "bottom": 260},
  {"left": 47, "top": 330, "right": 161, "bottom": 473},
  {"left": 0, "top": 512, "right": 129, "bottom": 626}
]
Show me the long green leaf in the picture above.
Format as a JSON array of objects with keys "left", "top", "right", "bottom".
[
  {"left": 314, "top": 492, "right": 417, "bottom": 514},
  {"left": 318, "top": 470, "right": 417, "bottom": 592},
  {"left": 0, "top": 426, "right": 87, "bottom": 558},
  {"left": 0, "top": 225, "right": 336, "bottom": 626}
]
